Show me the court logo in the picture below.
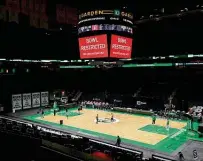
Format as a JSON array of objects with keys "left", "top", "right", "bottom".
[
  {"left": 94, "top": 118, "right": 119, "bottom": 123},
  {"left": 170, "top": 129, "right": 186, "bottom": 138},
  {"left": 193, "top": 150, "right": 198, "bottom": 160}
]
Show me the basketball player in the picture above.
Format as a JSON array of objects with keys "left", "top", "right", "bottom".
[
  {"left": 152, "top": 114, "right": 156, "bottom": 124},
  {"left": 41, "top": 109, "right": 44, "bottom": 118},
  {"left": 111, "top": 113, "right": 114, "bottom": 122},
  {"left": 66, "top": 110, "right": 68, "bottom": 119},
  {"left": 166, "top": 118, "right": 170, "bottom": 130},
  {"left": 96, "top": 114, "right": 99, "bottom": 124}
]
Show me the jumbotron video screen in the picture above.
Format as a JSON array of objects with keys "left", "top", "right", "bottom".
[
  {"left": 78, "top": 9, "right": 134, "bottom": 59},
  {"left": 110, "top": 34, "right": 133, "bottom": 59},
  {"left": 79, "top": 34, "right": 108, "bottom": 59}
]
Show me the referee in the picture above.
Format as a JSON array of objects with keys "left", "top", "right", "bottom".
[
  {"left": 111, "top": 113, "right": 114, "bottom": 122},
  {"left": 96, "top": 114, "right": 99, "bottom": 124}
]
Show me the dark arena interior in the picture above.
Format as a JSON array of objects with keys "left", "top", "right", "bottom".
[{"left": 1, "top": 1, "right": 203, "bottom": 161}]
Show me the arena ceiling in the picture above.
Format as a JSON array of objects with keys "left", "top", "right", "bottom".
[
  {"left": 0, "top": 1, "right": 203, "bottom": 60},
  {"left": 68, "top": 1, "right": 200, "bottom": 17}
]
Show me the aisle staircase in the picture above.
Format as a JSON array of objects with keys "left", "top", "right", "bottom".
[{"left": 72, "top": 91, "right": 82, "bottom": 102}]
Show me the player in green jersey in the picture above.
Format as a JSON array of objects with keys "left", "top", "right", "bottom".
[
  {"left": 152, "top": 114, "right": 156, "bottom": 124},
  {"left": 166, "top": 118, "right": 170, "bottom": 130}
]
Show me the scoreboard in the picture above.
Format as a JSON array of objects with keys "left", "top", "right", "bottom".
[
  {"left": 79, "top": 34, "right": 108, "bottom": 59},
  {"left": 78, "top": 9, "right": 133, "bottom": 35},
  {"left": 78, "top": 10, "right": 133, "bottom": 24},
  {"left": 78, "top": 9, "right": 134, "bottom": 59}
]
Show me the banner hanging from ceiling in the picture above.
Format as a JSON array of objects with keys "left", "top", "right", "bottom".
[
  {"left": 39, "top": 15, "right": 48, "bottom": 29},
  {"left": 0, "top": 6, "right": 7, "bottom": 21},
  {"left": 21, "top": 0, "right": 47, "bottom": 16},
  {"left": 32, "top": 92, "right": 41, "bottom": 108},
  {"left": 65, "top": 6, "right": 77, "bottom": 25},
  {"left": 40, "top": 0, "right": 47, "bottom": 14},
  {"left": 23, "top": 93, "right": 32, "bottom": 109},
  {"left": 30, "top": 13, "right": 39, "bottom": 28},
  {"left": 8, "top": 10, "right": 19, "bottom": 23},
  {"left": 6, "top": 0, "right": 20, "bottom": 12},
  {"left": 12, "top": 94, "right": 22, "bottom": 110},
  {"left": 41, "top": 91, "right": 49, "bottom": 106},
  {"left": 56, "top": 4, "right": 77, "bottom": 25},
  {"left": 56, "top": 4, "right": 66, "bottom": 24},
  {"left": 21, "top": 0, "right": 29, "bottom": 15}
]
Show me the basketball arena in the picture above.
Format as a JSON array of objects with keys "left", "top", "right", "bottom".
[
  {"left": 1, "top": 1, "right": 203, "bottom": 161},
  {"left": 6, "top": 104, "right": 203, "bottom": 160}
]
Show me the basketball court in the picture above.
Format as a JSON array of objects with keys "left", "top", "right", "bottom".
[{"left": 23, "top": 107, "right": 202, "bottom": 154}]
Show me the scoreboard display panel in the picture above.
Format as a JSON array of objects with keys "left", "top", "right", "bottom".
[
  {"left": 110, "top": 34, "right": 133, "bottom": 59},
  {"left": 79, "top": 34, "right": 108, "bottom": 59},
  {"left": 78, "top": 9, "right": 133, "bottom": 36},
  {"left": 78, "top": 9, "right": 134, "bottom": 59}
]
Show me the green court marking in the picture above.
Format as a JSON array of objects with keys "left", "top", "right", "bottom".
[
  {"left": 23, "top": 107, "right": 203, "bottom": 154},
  {"left": 139, "top": 124, "right": 179, "bottom": 135},
  {"left": 57, "top": 111, "right": 81, "bottom": 117},
  {"left": 25, "top": 107, "right": 81, "bottom": 119}
]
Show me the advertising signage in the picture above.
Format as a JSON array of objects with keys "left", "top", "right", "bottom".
[
  {"left": 79, "top": 34, "right": 108, "bottom": 59},
  {"left": 79, "top": 10, "right": 133, "bottom": 20},
  {"left": 110, "top": 34, "right": 133, "bottom": 59},
  {"left": 78, "top": 9, "right": 134, "bottom": 25}
]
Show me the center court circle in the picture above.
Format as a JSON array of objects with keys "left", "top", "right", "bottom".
[{"left": 94, "top": 118, "right": 119, "bottom": 123}]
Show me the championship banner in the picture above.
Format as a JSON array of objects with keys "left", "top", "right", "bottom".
[
  {"left": 12, "top": 94, "right": 22, "bottom": 110},
  {"left": 39, "top": 15, "right": 48, "bottom": 29},
  {"left": 6, "top": 0, "right": 20, "bottom": 12},
  {"left": 41, "top": 91, "right": 49, "bottom": 106},
  {"left": 56, "top": 4, "right": 66, "bottom": 24},
  {"left": 65, "top": 6, "right": 77, "bottom": 25},
  {"left": 30, "top": 13, "right": 39, "bottom": 28},
  {"left": 21, "top": 0, "right": 47, "bottom": 15},
  {"left": 8, "top": 10, "right": 19, "bottom": 23},
  {"left": 32, "top": 92, "right": 40, "bottom": 107},
  {"left": 0, "top": 6, "right": 7, "bottom": 21},
  {"left": 23, "top": 93, "right": 31, "bottom": 109},
  {"left": 34, "top": 0, "right": 40, "bottom": 13},
  {"left": 40, "top": 0, "right": 47, "bottom": 14},
  {"left": 21, "top": 0, "right": 29, "bottom": 15},
  {"left": 29, "top": 0, "right": 34, "bottom": 13}
]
